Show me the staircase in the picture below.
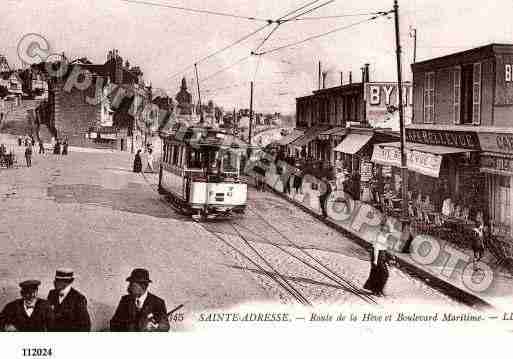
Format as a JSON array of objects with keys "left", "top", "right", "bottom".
[{"left": 0, "top": 99, "right": 41, "bottom": 136}]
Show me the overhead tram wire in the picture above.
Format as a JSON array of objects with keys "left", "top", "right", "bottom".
[
  {"left": 120, "top": 0, "right": 273, "bottom": 22},
  {"left": 168, "top": 0, "right": 334, "bottom": 81},
  {"left": 168, "top": 23, "right": 271, "bottom": 81},
  {"left": 255, "top": 10, "right": 393, "bottom": 56},
  {"left": 293, "top": 11, "right": 390, "bottom": 20},
  {"left": 279, "top": 0, "right": 336, "bottom": 24}
]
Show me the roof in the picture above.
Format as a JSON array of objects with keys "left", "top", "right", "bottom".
[
  {"left": 412, "top": 43, "right": 513, "bottom": 72},
  {"left": 296, "top": 82, "right": 363, "bottom": 101},
  {"left": 290, "top": 127, "right": 329, "bottom": 147},
  {"left": 277, "top": 129, "right": 304, "bottom": 145}
]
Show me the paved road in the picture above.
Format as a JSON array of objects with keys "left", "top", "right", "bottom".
[{"left": 0, "top": 139, "right": 462, "bottom": 331}]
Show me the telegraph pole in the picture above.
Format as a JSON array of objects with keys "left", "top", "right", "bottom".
[
  {"left": 248, "top": 81, "right": 254, "bottom": 146},
  {"left": 194, "top": 63, "right": 204, "bottom": 125},
  {"left": 394, "top": 0, "right": 409, "bottom": 220}
]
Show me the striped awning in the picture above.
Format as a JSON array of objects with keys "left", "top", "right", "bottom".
[{"left": 277, "top": 130, "right": 305, "bottom": 146}]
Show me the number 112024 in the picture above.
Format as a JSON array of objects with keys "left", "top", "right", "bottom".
[{"left": 22, "top": 348, "right": 53, "bottom": 357}]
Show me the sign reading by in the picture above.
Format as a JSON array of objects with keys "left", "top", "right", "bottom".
[
  {"left": 365, "top": 82, "right": 413, "bottom": 131},
  {"left": 506, "top": 64, "right": 512, "bottom": 82},
  {"left": 371, "top": 144, "right": 443, "bottom": 178},
  {"left": 405, "top": 129, "right": 480, "bottom": 150}
]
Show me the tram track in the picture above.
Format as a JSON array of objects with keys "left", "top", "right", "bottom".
[{"left": 140, "top": 171, "right": 378, "bottom": 306}]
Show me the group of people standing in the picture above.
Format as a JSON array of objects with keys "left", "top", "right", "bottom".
[
  {"left": 0, "top": 268, "right": 171, "bottom": 332},
  {"left": 52, "top": 138, "right": 69, "bottom": 155},
  {"left": 133, "top": 143, "right": 154, "bottom": 173}
]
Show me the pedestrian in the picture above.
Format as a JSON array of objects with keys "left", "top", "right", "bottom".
[
  {"left": 293, "top": 170, "right": 303, "bottom": 195},
  {"left": 39, "top": 141, "right": 45, "bottom": 155},
  {"left": 472, "top": 222, "right": 486, "bottom": 271},
  {"left": 283, "top": 173, "right": 291, "bottom": 195},
  {"left": 62, "top": 139, "right": 68, "bottom": 155},
  {"left": 53, "top": 139, "right": 60, "bottom": 155},
  {"left": 110, "top": 268, "right": 170, "bottom": 332},
  {"left": 146, "top": 149, "right": 154, "bottom": 173},
  {"left": 18, "top": 136, "right": 22, "bottom": 147},
  {"left": 133, "top": 149, "right": 142, "bottom": 173},
  {"left": 25, "top": 145, "right": 32, "bottom": 167},
  {"left": 47, "top": 269, "right": 91, "bottom": 331},
  {"left": 319, "top": 178, "right": 332, "bottom": 218},
  {"left": 363, "top": 219, "right": 390, "bottom": 296},
  {"left": 0, "top": 280, "right": 53, "bottom": 332}
]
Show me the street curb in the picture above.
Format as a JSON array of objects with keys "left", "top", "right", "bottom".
[{"left": 266, "top": 185, "right": 493, "bottom": 310}]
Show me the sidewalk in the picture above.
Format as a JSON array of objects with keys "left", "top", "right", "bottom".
[{"left": 258, "top": 168, "right": 513, "bottom": 310}]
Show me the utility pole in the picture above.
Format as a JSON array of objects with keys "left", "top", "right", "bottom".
[
  {"left": 194, "top": 63, "right": 204, "bottom": 125},
  {"left": 248, "top": 81, "right": 254, "bottom": 146},
  {"left": 394, "top": 0, "right": 409, "bottom": 221}
]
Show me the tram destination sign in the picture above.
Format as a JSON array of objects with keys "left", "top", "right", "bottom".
[{"left": 405, "top": 129, "right": 480, "bottom": 150}]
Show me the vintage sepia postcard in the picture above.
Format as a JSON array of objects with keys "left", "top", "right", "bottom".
[{"left": 0, "top": 0, "right": 512, "bottom": 357}]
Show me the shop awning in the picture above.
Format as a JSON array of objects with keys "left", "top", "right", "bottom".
[
  {"left": 277, "top": 130, "right": 304, "bottom": 146},
  {"left": 371, "top": 141, "right": 476, "bottom": 178},
  {"left": 333, "top": 133, "right": 373, "bottom": 154},
  {"left": 319, "top": 127, "right": 347, "bottom": 136},
  {"left": 290, "top": 128, "right": 328, "bottom": 148}
]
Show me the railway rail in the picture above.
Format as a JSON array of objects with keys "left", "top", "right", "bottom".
[{"left": 140, "top": 171, "right": 379, "bottom": 306}]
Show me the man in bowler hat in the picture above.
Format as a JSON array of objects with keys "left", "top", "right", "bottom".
[
  {"left": 47, "top": 269, "right": 91, "bottom": 331},
  {"left": 110, "top": 268, "right": 170, "bottom": 332},
  {"left": 0, "top": 280, "right": 53, "bottom": 331}
]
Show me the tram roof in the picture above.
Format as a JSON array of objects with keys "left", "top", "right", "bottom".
[{"left": 162, "top": 126, "right": 248, "bottom": 149}]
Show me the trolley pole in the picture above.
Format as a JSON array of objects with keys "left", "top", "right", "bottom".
[
  {"left": 394, "top": 0, "right": 409, "bottom": 221},
  {"left": 194, "top": 63, "right": 204, "bottom": 125},
  {"left": 248, "top": 81, "right": 254, "bottom": 146}
]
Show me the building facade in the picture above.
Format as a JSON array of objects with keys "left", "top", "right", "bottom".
[
  {"left": 372, "top": 43, "right": 513, "bottom": 242},
  {"left": 45, "top": 50, "right": 150, "bottom": 151}
]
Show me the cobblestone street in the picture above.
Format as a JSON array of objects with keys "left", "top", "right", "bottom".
[{"left": 0, "top": 137, "right": 464, "bottom": 330}]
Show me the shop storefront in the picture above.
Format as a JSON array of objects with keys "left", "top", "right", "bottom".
[
  {"left": 333, "top": 128, "right": 398, "bottom": 201},
  {"left": 478, "top": 131, "right": 513, "bottom": 240},
  {"left": 318, "top": 127, "right": 346, "bottom": 166},
  {"left": 371, "top": 140, "right": 484, "bottom": 215}
]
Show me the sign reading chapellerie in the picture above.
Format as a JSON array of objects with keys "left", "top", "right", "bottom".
[
  {"left": 371, "top": 144, "right": 443, "bottom": 178},
  {"left": 405, "top": 129, "right": 480, "bottom": 150}
]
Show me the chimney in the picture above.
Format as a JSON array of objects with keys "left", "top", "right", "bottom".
[
  {"left": 322, "top": 71, "right": 327, "bottom": 89},
  {"left": 365, "top": 63, "right": 370, "bottom": 82},
  {"left": 361, "top": 67, "right": 366, "bottom": 83},
  {"left": 340, "top": 72, "right": 343, "bottom": 85},
  {"left": 318, "top": 61, "right": 322, "bottom": 90},
  {"left": 349, "top": 71, "right": 352, "bottom": 84}
]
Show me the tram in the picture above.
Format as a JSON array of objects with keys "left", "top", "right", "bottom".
[{"left": 158, "top": 126, "right": 248, "bottom": 218}]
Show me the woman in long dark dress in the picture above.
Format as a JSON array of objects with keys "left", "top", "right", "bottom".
[
  {"left": 53, "top": 140, "right": 60, "bottom": 155},
  {"left": 133, "top": 150, "right": 142, "bottom": 173},
  {"left": 363, "top": 219, "right": 390, "bottom": 296},
  {"left": 62, "top": 140, "right": 68, "bottom": 155}
]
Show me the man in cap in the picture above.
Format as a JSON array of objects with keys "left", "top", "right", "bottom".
[
  {"left": 0, "top": 280, "right": 53, "bottom": 331},
  {"left": 47, "top": 269, "right": 91, "bottom": 331},
  {"left": 110, "top": 268, "right": 170, "bottom": 332}
]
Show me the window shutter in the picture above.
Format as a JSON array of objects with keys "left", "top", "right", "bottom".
[
  {"left": 472, "top": 62, "right": 481, "bottom": 125},
  {"left": 453, "top": 67, "right": 461, "bottom": 124},
  {"left": 423, "top": 72, "right": 435, "bottom": 123}
]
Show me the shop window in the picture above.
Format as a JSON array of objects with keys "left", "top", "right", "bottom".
[
  {"left": 490, "top": 175, "right": 511, "bottom": 228},
  {"left": 423, "top": 72, "right": 435, "bottom": 123}
]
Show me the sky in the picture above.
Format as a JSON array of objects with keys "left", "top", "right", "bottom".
[{"left": 2, "top": 0, "right": 513, "bottom": 114}]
